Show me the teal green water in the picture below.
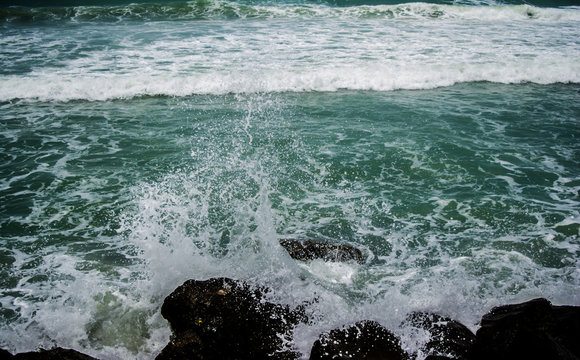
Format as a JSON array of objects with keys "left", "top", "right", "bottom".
[
  {"left": 2, "top": 85, "right": 579, "bottom": 357},
  {"left": 1, "top": 0, "right": 580, "bottom": 357}
]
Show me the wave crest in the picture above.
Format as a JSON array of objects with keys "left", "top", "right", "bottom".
[
  {"left": 2, "top": 61, "right": 579, "bottom": 102},
  {"left": 2, "top": 1, "right": 579, "bottom": 23}
]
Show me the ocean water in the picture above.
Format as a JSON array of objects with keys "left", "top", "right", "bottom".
[{"left": 1, "top": 0, "right": 579, "bottom": 358}]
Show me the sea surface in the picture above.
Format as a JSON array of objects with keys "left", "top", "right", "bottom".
[{"left": 1, "top": 0, "right": 579, "bottom": 358}]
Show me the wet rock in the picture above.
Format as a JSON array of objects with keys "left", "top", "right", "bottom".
[
  {"left": 155, "top": 330, "right": 204, "bottom": 360},
  {"left": 156, "top": 277, "right": 308, "bottom": 360},
  {"left": 280, "top": 239, "right": 365, "bottom": 264},
  {"left": 402, "top": 312, "right": 475, "bottom": 359},
  {"left": 469, "top": 297, "right": 580, "bottom": 360},
  {"left": 309, "top": 320, "right": 410, "bottom": 360},
  {"left": 2, "top": 347, "right": 99, "bottom": 360}
]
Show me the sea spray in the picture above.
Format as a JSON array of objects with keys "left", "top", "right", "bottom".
[{"left": 2, "top": 87, "right": 579, "bottom": 358}]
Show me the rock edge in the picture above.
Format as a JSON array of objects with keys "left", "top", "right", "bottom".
[{"left": 2, "top": 282, "right": 579, "bottom": 360}]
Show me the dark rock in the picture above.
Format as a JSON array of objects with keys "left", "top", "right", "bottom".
[
  {"left": 156, "top": 277, "right": 308, "bottom": 360},
  {"left": 309, "top": 320, "right": 410, "bottom": 360},
  {"left": 4, "top": 348, "right": 98, "bottom": 360},
  {"left": 0, "top": 349, "right": 12, "bottom": 359},
  {"left": 280, "top": 239, "right": 365, "bottom": 264},
  {"left": 469, "top": 297, "right": 580, "bottom": 360},
  {"left": 402, "top": 312, "right": 475, "bottom": 359},
  {"left": 155, "top": 330, "right": 204, "bottom": 360}
]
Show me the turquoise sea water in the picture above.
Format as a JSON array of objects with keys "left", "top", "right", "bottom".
[{"left": 1, "top": 0, "right": 579, "bottom": 358}]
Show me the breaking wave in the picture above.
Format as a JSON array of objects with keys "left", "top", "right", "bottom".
[{"left": 1, "top": 1, "right": 579, "bottom": 23}]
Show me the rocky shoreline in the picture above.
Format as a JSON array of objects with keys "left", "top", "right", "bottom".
[{"left": 2, "top": 240, "right": 580, "bottom": 360}]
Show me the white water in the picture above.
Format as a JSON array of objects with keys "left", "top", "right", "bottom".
[
  {"left": 4, "top": 150, "right": 577, "bottom": 359},
  {"left": 1, "top": 4, "right": 579, "bottom": 102}
]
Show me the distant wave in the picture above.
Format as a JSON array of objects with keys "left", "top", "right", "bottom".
[
  {"left": 2, "top": 61, "right": 579, "bottom": 102},
  {"left": 2, "top": 0, "right": 579, "bottom": 9},
  {"left": 1, "top": 0, "right": 579, "bottom": 23}
]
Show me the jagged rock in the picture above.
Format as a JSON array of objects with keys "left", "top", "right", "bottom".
[
  {"left": 309, "top": 320, "right": 410, "bottom": 360},
  {"left": 402, "top": 312, "right": 475, "bottom": 359},
  {"left": 279, "top": 239, "right": 365, "bottom": 264},
  {"left": 155, "top": 330, "right": 204, "bottom": 360},
  {"left": 156, "top": 277, "right": 308, "bottom": 360},
  {"left": 1, "top": 347, "right": 99, "bottom": 360},
  {"left": 469, "top": 297, "right": 580, "bottom": 360}
]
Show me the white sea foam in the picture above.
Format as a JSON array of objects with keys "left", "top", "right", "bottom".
[
  {"left": 2, "top": 125, "right": 579, "bottom": 359},
  {"left": 4, "top": 2, "right": 580, "bottom": 22},
  {"left": 1, "top": 57, "right": 578, "bottom": 102},
  {"left": 1, "top": 2, "right": 579, "bottom": 102},
  {"left": 297, "top": 260, "right": 360, "bottom": 284}
]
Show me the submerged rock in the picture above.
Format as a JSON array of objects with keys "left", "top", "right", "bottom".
[
  {"left": 1, "top": 347, "right": 99, "bottom": 360},
  {"left": 469, "top": 297, "right": 580, "bottom": 360},
  {"left": 309, "top": 320, "right": 410, "bottom": 360},
  {"left": 156, "top": 277, "right": 308, "bottom": 360},
  {"left": 279, "top": 239, "right": 365, "bottom": 264},
  {"left": 402, "top": 312, "right": 475, "bottom": 359}
]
